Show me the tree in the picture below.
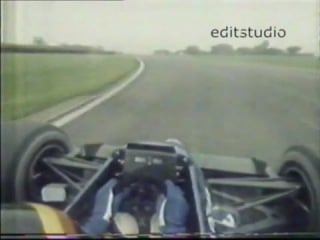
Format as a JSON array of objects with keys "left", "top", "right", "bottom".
[
  {"left": 154, "top": 49, "right": 171, "bottom": 55},
  {"left": 184, "top": 45, "right": 202, "bottom": 55},
  {"left": 264, "top": 47, "right": 284, "bottom": 55},
  {"left": 252, "top": 40, "right": 269, "bottom": 54},
  {"left": 33, "top": 36, "right": 47, "bottom": 46},
  {"left": 236, "top": 47, "right": 252, "bottom": 55},
  {"left": 211, "top": 44, "right": 234, "bottom": 55},
  {"left": 255, "top": 40, "right": 269, "bottom": 49},
  {"left": 96, "top": 45, "right": 104, "bottom": 51},
  {"left": 286, "top": 46, "right": 301, "bottom": 55}
]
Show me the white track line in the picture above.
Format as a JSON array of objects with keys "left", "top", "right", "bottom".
[{"left": 52, "top": 58, "right": 145, "bottom": 127}]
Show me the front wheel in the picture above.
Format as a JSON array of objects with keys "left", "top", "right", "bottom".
[
  {"left": 279, "top": 145, "right": 320, "bottom": 232},
  {"left": 1, "top": 121, "right": 72, "bottom": 203}
]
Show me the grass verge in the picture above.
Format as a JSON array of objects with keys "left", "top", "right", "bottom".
[
  {"left": 1, "top": 53, "right": 139, "bottom": 121},
  {"left": 194, "top": 55, "right": 320, "bottom": 70}
]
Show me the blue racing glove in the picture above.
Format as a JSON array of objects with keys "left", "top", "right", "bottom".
[
  {"left": 80, "top": 178, "right": 130, "bottom": 236},
  {"left": 155, "top": 180, "right": 190, "bottom": 234}
]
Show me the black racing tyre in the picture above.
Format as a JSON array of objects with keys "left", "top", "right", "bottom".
[
  {"left": 279, "top": 145, "right": 320, "bottom": 232},
  {"left": 1, "top": 121, "right": 72, "bottom": 203}
]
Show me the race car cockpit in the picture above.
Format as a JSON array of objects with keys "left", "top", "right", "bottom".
[
  {"left": 68, "top": 141, "right": 200, "bottom": 236},
  {"left": 2, "top": 122, "right": 319, "bottom": 237}
]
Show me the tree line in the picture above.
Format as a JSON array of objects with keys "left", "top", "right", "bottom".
[
  {"left": 155, "top": 40, "right": 314, "bottom": 57},
  {"left": 1, "top": 37, "right": 118, "bottom": 55}
]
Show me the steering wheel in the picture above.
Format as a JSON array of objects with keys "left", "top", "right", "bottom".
[
  {"left": 130, "top": 180, "right": 161, "bottom": 200},
  {"left": 115, "top": 178, "right": 164, "bottom": 233},
  {"left": 114, "top": 173, "right": 166, "bottom": 196}
]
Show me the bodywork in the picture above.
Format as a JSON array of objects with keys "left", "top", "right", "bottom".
[{"left": 31, "top": 140, "right": 309, "bottom": 237}]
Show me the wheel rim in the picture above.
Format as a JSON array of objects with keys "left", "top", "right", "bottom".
[
  {"left": 26, "top": 142, "right": 67, "bottom": 202},
  {"left": 281, "top": 165, "right": 314, "bottom": 230}
]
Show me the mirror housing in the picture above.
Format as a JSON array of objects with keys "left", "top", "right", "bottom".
[{"left": 41, "top": 183, "right": 67, "bottom": 202}]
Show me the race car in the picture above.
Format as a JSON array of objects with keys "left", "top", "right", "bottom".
[{"left": 1, "top": 121, "right": 320, "bottom": 237}]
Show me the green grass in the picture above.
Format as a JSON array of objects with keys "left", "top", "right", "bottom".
[
  {"left": 194, "top": 55, "right": 320, "bottom": 70},
  {"left": 1, "top": 53, "right": 139, "bottom": 121}
]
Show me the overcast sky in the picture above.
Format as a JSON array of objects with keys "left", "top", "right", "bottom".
[{"left": 1, "top": 0, "right": 319, "bottom": 55}]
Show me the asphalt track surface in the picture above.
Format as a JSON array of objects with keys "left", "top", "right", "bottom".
[{"left": 62, "top": 55, "right": 320, "bottom": 170}]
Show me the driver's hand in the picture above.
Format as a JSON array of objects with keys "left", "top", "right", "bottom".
[
  {"left": 114, "top": 159, "right": 125, "bottom": 177},
  {"left": 155, "top": 180, "right": 189, "bottom": 234},
  {"left": 80, "top": 178, "right": 130, "bottom": 236}
]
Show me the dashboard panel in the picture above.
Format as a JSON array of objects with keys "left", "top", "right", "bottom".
[{"left": 122, "top": 149, "right": 178, "bottom": 181}]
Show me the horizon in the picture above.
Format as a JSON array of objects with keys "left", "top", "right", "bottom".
[{"left": 1, "top": 0, "right": 319, "bottom": 56}]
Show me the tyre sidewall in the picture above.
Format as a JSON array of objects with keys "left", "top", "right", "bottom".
[
  {"left": 2, "top": 123, "right": 71, "bottom": 202},
  {"left": 14, "top": 129, "right": 71, "bottom": 201},
  {"left": 279, "top": 147, "right": 320, "bottom": 231}
]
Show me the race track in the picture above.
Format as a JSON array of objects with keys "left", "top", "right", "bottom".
[{"left": 62, "top": 55, "right": 319, "bottom": 170}]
